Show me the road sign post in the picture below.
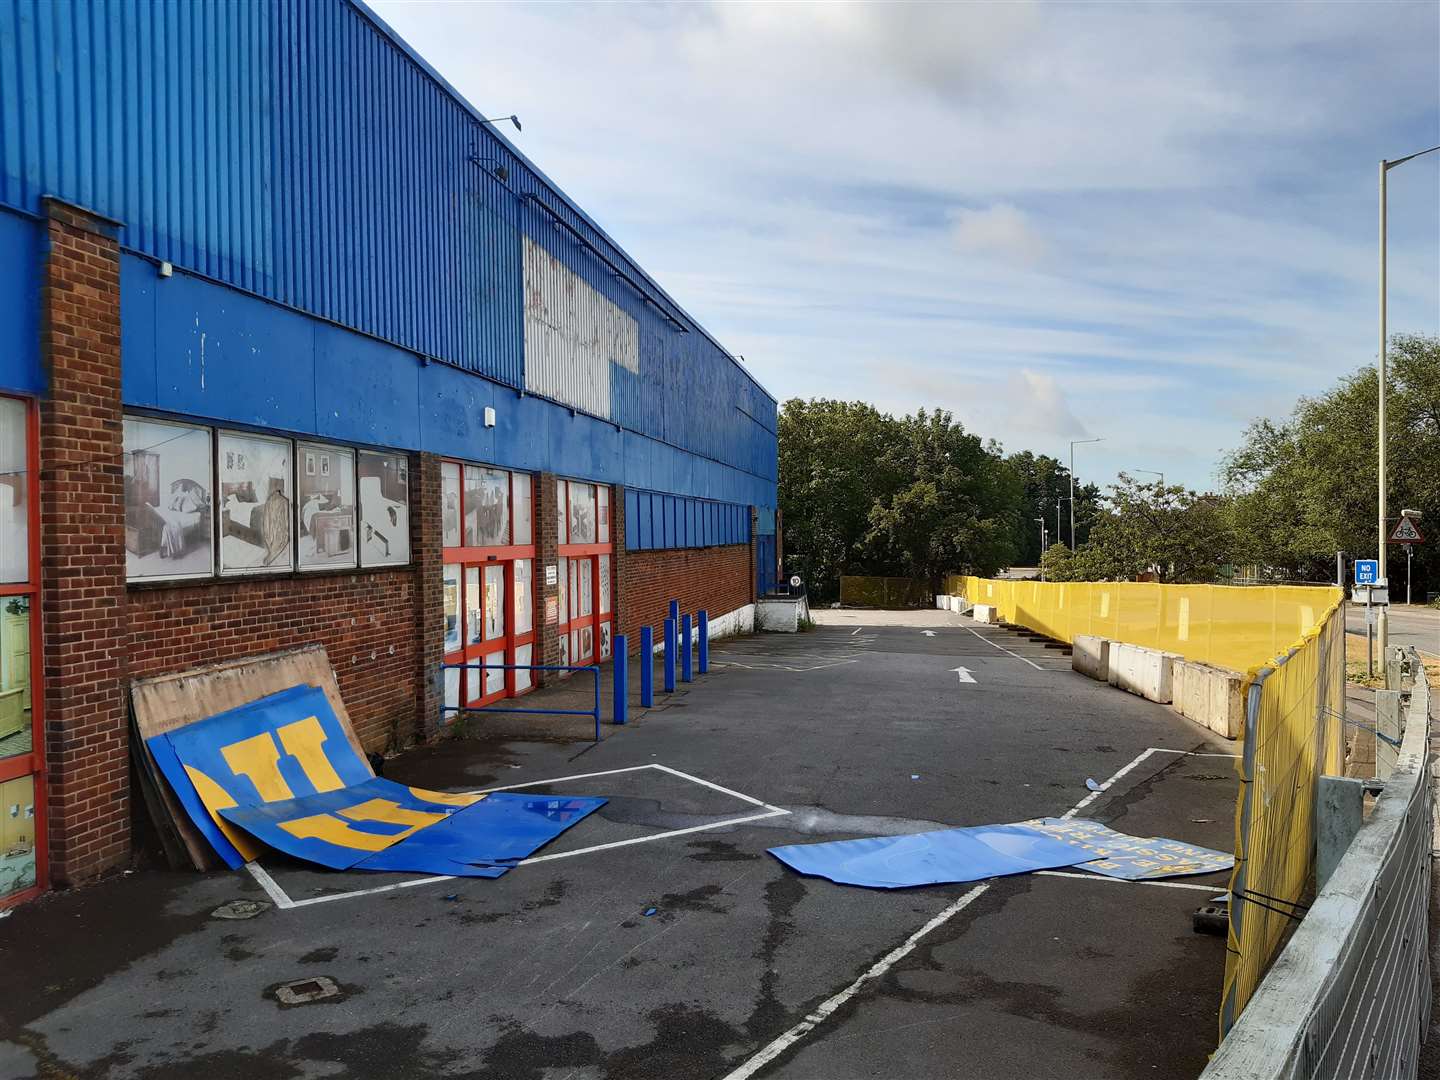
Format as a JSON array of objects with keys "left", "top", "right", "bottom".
[{"left": 1355, "top": 560, "right": 1382, "bottom": 677}]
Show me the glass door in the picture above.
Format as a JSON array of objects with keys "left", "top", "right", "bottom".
[
  {"left": 555, "top": 479, "right": 612, "bottom": 672},
  {"left": 0, "top": 396, "right": 42, "bottom": 908},
  {"left": 440, "top": 462, "right": 536, "bottom": 711}
]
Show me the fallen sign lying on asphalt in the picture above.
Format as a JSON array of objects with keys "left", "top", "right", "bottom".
[
  {"left": 1020, "top": 817, "right": 1233, "bottom": 881},
  {"left": 768, "top": 818, "right": 1231, "bottom": 888},
  {"left": 145, "top": 683, "right": 604, "bottom": 877}
]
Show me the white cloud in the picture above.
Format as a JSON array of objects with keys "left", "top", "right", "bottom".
[
  {"left": 952, "top": 204, "right": 1051, "bottom": 266},
  {"left": 370, "top": 0, "right": 1440, "bottom": 489}
]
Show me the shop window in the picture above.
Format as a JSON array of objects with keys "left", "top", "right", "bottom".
[
  {"left": 0, "top": 399, "right": 28, "bottom": 585},
  {"left": 219, "top": 432, "right": 294, "bottom": 575},
  {"left": 357, "top": 450, "right": 410, "bottom": 567},
  {"left": 297, "top": 443, "right": 357, "bottom": 571},
  {"left": 123, "top": 417, "right": 215, "bottom": 581}
]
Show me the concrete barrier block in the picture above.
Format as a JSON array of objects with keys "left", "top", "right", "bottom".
[
  {"left": 936, "top": 594, "right": 950, "bottom": 610},
  {"left": 1207, "top": 668, "right": 1244, "bottom": 739},
  {"left": 1172, "top": 660, "right": 1198, "bottom": 719},
  {"left": 1072, "top": 635, "right": 1111, "bottom": 681},
  {"left": 1108, "top": 645, "right": 1173, "bottom": 703},
  {"left": 951, "top": 595, "right": 969, "bottom": 613},
  {"left": 972, "top": 604, "right": 997, "bottom": 624}
]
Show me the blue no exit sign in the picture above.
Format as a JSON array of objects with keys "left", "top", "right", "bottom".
[{"left": 1354, "top": 559, "right": 1379, "bottom": 585}]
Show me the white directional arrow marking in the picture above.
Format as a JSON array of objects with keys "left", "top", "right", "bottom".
[
  {"left": 952, "top": 666, "right": 976, "bottom": 684},
  {"left": 920, "top": 630, "right": 937, "bottom": 637}
]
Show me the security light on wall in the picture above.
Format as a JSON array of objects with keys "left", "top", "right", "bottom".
[
  {"left": 483, "top": 406, "right": 496, "bottom": 428},
  {"left": 479, "top": 114, "right": 521, "bottom": 133}
]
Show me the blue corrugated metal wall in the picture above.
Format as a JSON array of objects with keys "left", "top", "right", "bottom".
[
  {"left": 0, "top": 0, "right": 776, "bottom": 494},
  {"left": 625, "top": 489, "right": 749, "bottom": 552}
]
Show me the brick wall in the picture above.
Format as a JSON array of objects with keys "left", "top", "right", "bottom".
[
  {"left": 618, "top": 544, "right": 754, "bottom": 652},
  {"left": 412, "top": 454, "right": 442, "bottom": 741},
  {"left": 126, "top": 569, "right": 419, "bottom": 753},
  {"left": 38, "top": 199, "right": 130, "bottom": 886}
]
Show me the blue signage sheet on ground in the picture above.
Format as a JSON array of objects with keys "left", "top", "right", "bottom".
[
  {"left": 220, "top": 783, "right": 605, "bottom": 876},
  {"left": 767, "top": 824, "right": 1099, "bottom": 889}
]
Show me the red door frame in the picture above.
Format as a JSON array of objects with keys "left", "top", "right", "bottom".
[
  {"left": 556, "top": 480, "right": 613, "bottom": 671},
  {"left": 440, "top": 462, "right": 537, "bottom": 710},
  {"left": 0, "top": 395, "right": 45, "bottom": 909}
]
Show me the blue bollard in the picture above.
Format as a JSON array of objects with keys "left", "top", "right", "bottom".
[
  {"left": 664, "top": 617, "right": 677, "bottom": 692},
  {"left": 639, "top": 625, "right": 654, "bottom": 707},
  {"left": 613, "top": 636, "right": 628, "bottom": 725},
  {"left": 698, "top": 610, "right": 709, "bottom": 674},
  {"left": 681, "top": 614, "right": 693, "bottom": 683},
  {"left": 669, "top": 599, "right": 680, "bottom": 631}
]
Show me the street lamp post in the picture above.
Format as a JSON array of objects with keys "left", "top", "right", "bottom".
[
  {"left": 1133, "top": 469, "right": 1165, "bottom": 487},
  {"left": 1377, "top": 145, "right": 1440, "bottom": 657},
  {"left": 1069, "top": 437, "right": 1103, "bottom": 549},
  {"left": 1035, "top": 517, "right": 1048, "bottom": 580}
]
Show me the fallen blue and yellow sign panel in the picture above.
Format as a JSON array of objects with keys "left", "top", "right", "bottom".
[
  {"left": 768, "top": 817, "right": 1231, "bottom": 889},
  {"left": 146, "top": 685, "right": 603, "bottom": 877}
]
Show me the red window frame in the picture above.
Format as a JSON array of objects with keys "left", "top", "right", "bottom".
[
  {"left": 556, "top": 480, "right": 613, "bottom": 671},
  {"left": 0, "top": 395, "right": 45, "bottom": 909},
  {"left": 441, "top": 462, "right": 537, "bottom": 710}
]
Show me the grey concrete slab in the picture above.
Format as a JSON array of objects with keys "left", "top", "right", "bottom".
[{"left": 0, "top": 623, "right": 1237, "bottom": 1080}]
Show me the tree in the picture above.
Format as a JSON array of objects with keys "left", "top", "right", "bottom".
[
  {"left": 777, "top": 399, "right": 902, "bottom": 599},
  {"left": 1058, "top": 475, "right": 1241, "bottom": 583},
  {"left": 777, "top": 401, "right": 1021, "bottom": 596},
  {"left": 862, "top": 409, "right": 1021, "bottom": 586},
  {"left": 1222, "top": 334, "right": 1440, "bottom": 592},
  {"left": 1005, "top": 450, "right": 1102, "bottom": 563}
]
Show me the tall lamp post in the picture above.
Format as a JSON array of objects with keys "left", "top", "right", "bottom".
[
  {"left": 1035, "top": 517, "right": 1048, "bottom": 580},
  {"left": 1069, "top": 437, "right": 1104, "bottom": 549},
  {"left": 1377, "top": 144, "right": 1440, "bottom": 658},
  {"left": 1133, "top": 469, "right": 1164, "bottom": 487}
]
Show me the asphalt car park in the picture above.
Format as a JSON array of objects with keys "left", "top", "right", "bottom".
[{"left": 0, "top": 614, "right": 1239, "bottom": 1080}]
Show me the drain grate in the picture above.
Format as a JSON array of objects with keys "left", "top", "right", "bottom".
[{"left": 271, "top": 975, "right": 342, "bottom": 1006}]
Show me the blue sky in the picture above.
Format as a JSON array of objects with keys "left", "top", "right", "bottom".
[{"left": 372, "top": 0, "right": 1440, "bottom": 491}]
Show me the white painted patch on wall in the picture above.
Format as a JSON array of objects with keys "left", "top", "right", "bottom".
[{"left": 522, "top": 235, "right": 639, "bottom": 419}]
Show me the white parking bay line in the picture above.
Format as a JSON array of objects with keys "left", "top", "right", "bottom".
[
  {"left": 247, "top": 763, "right": 788, "bottom": 911},
  {"left": 960, "top": 625, "right": 1042, "bottom": 670},
  {"left": 720, "top": 884, "right": 991, "bottom": 1080}
]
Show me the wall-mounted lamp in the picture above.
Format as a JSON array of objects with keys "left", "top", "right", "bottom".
[
  {"left": 479, "top": 114, "right": 521, "bottom": 133},
  {"left": 158, "top": 260, "right": 173, "bottom": 278}
]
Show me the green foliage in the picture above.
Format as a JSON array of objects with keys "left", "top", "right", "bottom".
[
  {"left": 778, "top": 400, "right": 1019, "bottom": 596},
  {"left": 1221, "top": 334, "right": 1439, "bottom": 592},
  {"left": 1005, "top": 451, "right": 1102, "bottom": 563}
]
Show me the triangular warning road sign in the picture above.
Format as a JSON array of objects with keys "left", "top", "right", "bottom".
[{"left": 1388, "top": 516, "right": 1425, "bottom": 544}]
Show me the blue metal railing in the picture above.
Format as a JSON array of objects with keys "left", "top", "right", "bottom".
[{"left": 440, "top": 662, "right": 601, "bottom": 742}]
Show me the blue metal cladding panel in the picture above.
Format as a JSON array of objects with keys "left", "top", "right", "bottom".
[
  {"left": 0, "top": 209, "right": 43, "bottom": 395},
  {"left": 624, "top": 488, "right": 750, "bottom": 552},
  {"left": 0, "top": 0, "right": 775, "bottom": 491}
]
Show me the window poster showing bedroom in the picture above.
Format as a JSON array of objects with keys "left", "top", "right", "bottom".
[
  {"left": 121, "top": 415, "right": 412, "bottom": 584},
  {"left": 124, "top": 418, "right": 215, "bottom": 580}
]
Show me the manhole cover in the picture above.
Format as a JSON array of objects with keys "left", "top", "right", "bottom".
[
  {"left": 211, "top": 899, "right": 271, "bottom": 920},
  {"left": 271, "top": 976, "right": 342, "bottom": 1006}
]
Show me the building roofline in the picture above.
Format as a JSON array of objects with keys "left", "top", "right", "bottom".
[{"left": 345, "top": 0, "right": 776, "bottom": 407}]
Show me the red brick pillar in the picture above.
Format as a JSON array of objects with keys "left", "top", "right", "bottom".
[
  {"left": 38, "top": 198, "right": 129, "bottom": 886},
  {"left": 412, "top": 452, "right": 443, "bottom": 741},
  {"left": 535, "top": 473, "right": 560, "bottom": 684}
]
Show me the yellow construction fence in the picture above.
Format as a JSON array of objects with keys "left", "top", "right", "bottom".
[{"left": 946, "top": 575, "right": 1346, "bottom": 1038}]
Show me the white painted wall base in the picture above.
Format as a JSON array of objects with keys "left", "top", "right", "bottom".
[{"left": 644, "top": 603, "right": 756, "bottom": 653}]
